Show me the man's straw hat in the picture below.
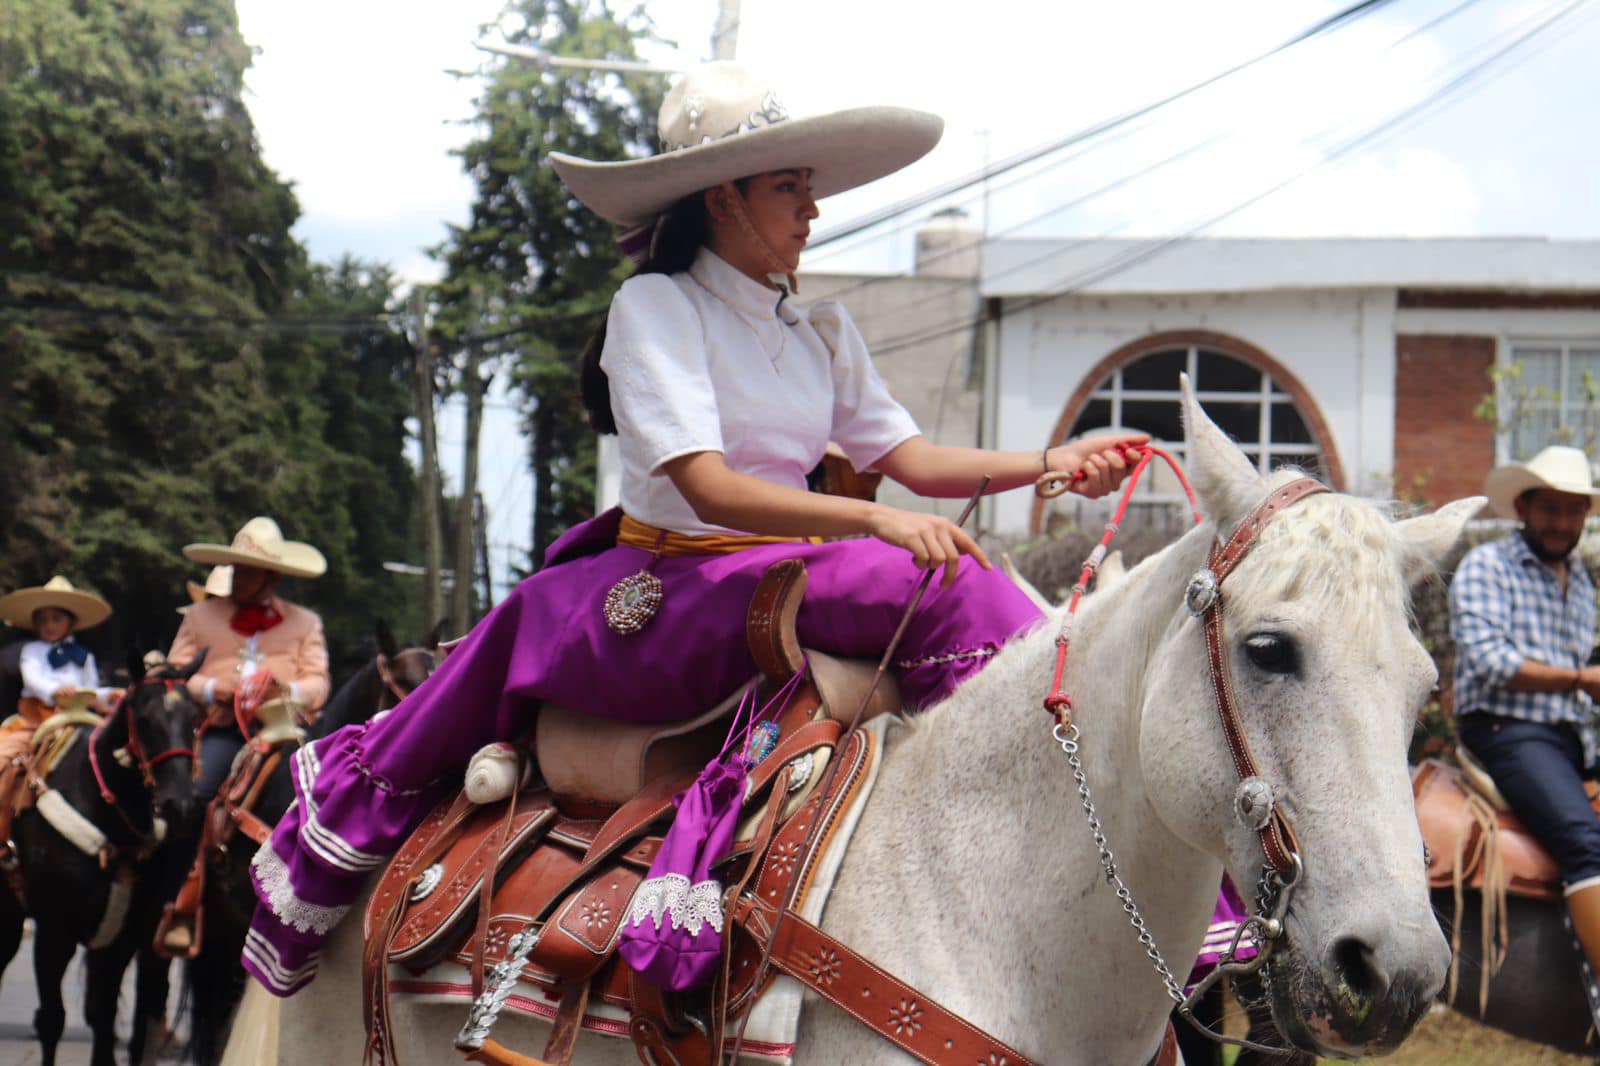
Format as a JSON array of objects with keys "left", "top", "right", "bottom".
[
  {"left": 550, "top": 62, "right": 942, "bottom": 228},
  {"left": 183, "top": 518, "right": 326, "bottom": 579},
  {"left": 1483, "top": 445, "right": 1600, "bottom": 519},
  {"left": 0, "top": 576, "right": 112, "bottom": 630},
  {"left": 179, "top": 565, "right": 234, "bottom": 615}
]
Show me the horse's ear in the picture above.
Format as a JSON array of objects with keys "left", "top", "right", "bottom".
[
  {"left": 126, "top": 648, "right": 146, "bottom": 682},
  {"left": 177, "top": 646, "right": 209, "bottom": 681},
  {"left": 375, "top": 618, "right": 399, "bottom": 659},
  {"left": 1181, "top": 372, "right": 1266, "bottom": 531},
  {"left": 1394, "top": 496, "right": 1486, "bottom": 583},
  {"left": 425, "top": 619, "right": 448, "bottom": 650},
  {"left": 999, "top": 553, "right": 1053, "bottom": 611},
  {"left": 1096, "top": 549, "right": 1127, "bottom": 591}
]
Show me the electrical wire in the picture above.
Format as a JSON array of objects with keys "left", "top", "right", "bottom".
[
  {"left": 857, "top": 0, "right": 1596, "bottom": 359},
  {"left": 817, "top": 0, "right": 1506, "bottom": 334},
  {"left": 804, "top": 0, "right": 1402, "bottom": 253}
]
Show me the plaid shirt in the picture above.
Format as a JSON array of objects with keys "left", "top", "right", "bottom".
[{"left": 1450, "top": 533, "right": 1597, "bottom": 744}]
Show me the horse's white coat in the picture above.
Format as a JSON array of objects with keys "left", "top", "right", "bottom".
[{"left": 266, "top": 382, "right": 1476, "bottom": 1064}]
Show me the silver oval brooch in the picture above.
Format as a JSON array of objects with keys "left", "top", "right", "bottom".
[
  {"left": 1185, "top": 569, "right": 1219, "bottom": 617},
  {"left": 1234, "top": 776, "right": 1276, "bottom": 831},
  {"left": 604, "top": 571, "right": 663, "bottom": 635}
]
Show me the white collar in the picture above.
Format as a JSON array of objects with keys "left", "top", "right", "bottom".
[{"left": 689, "top": 248, "right": 799, "bottom": 324}]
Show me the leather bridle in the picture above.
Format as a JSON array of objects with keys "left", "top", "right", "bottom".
[
  {"left": 88, "top": 673, "right": 196, "bottom": 844},
  {"left": 1039, "top": 448, "right": 1329, "bottom": 1055},
  {"left": 1188, "top": 477, "right": 1328, "bottom": 876}
]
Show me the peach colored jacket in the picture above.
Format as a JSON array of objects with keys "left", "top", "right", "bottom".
[{"left": 167, "top": 596, "right": 330, "bottom": 712}]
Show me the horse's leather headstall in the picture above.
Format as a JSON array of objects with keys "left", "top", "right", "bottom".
[{"left": 1188, "top": 477, "right": 1329, "bottom": 876}]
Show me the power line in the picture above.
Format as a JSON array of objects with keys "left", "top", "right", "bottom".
[
  {"left": 805, "top": 0, "right": 1403, "bottom": 253},
  {"left": 816, "top": 0, "right": 1506, "bottom": 335},
  {"left": 861, "top": 0, "right": 1596, "bottom": 360}
]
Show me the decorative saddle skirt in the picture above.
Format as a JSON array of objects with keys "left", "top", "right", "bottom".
[{"left": 361, "top": 560, "right": 916, "bottom": 1065}]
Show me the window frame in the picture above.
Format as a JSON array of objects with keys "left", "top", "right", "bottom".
[
  {"left": 1495, "top": 335, "right": 1600, "bottom": 463},
  {"left": 1030, "top": 329, "right": 1342, "bottom": 536}
]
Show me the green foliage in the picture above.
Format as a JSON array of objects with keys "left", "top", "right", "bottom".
[
  {"left": 434, "top": 0, "right": 662, "bottom": 564},
  {"left": 1476, "top": 359, "right": 1600, "bottom": 456},
  {"left": 0, "top": 0, "right": 423, "bottom": 667}
]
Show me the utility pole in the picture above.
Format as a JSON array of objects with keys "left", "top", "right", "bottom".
[
  {"left": 410, "top": 287, "right": 444, "bottom": 632},
  {"left": 452, "top": 285, "right": 489, "bottom": 633},
  {"left": 711, "top": 0, "right": 740, "bottom": 60},
  {"left": 475, "top": 492, "right": 494, "bottom": 611}
]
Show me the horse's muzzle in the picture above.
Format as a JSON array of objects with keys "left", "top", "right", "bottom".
[{"left": 1269, "top": 928, "right": 1444, "bottom": 1058}]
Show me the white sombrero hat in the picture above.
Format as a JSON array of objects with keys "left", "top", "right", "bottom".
[
  {"left": 183, "top": 518, "right": 326, "bottom": 579},
  {"left": 549, "top": 62, "right": 943, "bottom": 228},
  {"left": 179, "top": 565, "right": 233, "bottom": 615},
  {"left": 1483, "top": 445, "right": 1600, "bottom": 519},
  {"left": 0, "top": 576, "right": 112, "bottom": 630}
]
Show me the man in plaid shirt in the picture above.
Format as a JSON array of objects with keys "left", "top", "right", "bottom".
[{"left": 1451, "top": 445, "right": 1600, "bottom": 982}]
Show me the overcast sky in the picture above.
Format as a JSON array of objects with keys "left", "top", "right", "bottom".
[{"left": 233, "top": 0, "right": 1600, "bottom": 592}]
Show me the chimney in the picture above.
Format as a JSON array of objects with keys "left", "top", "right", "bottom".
[{"left": 913, "top": 207, "right": 981, "bottom": 279}]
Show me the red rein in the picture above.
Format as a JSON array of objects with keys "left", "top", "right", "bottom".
[
  {"left": 1041, "top": 445, "right": 1201, "bottom": 722},
  {"left": 89, "top": 678, "right": 196, "bottom": 803}
]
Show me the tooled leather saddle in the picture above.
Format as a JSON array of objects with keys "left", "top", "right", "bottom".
[
  {"left": 1412, "top": 752, "right": 1585, "bottom": 902},
  {"left": 359, "top": 560, "right": 1100, "bottom": 1066}
]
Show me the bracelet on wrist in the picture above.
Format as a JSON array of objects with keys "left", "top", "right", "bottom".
[
  {"left": 1573, "top": 669, "right": 1585, "bottom": 693},
  {"left": 1042, "top": 444, "right": 1051, "bottom": 475}
]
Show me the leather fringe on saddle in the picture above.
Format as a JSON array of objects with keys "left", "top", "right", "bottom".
[{"left": 1448, "top": 789, "right": 1509, "bottom": 1015}]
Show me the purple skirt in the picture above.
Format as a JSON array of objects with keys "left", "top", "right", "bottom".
[{"left": 243, "top": 510, "right": 1043, "bottom": 994}]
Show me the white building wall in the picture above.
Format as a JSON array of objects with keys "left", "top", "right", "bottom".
[{"left": 987, "top": 287, "right": 1398, "bottom": 534}]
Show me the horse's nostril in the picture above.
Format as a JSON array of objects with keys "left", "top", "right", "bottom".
[{"left": 1328, "top": 935, "right": 1389, "bottom": 1003}]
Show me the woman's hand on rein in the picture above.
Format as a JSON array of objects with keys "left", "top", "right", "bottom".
[
  {"left": 1047, "top": 433, "right": 1150, "bottom": 499},
  {"left": 867, "top": 505, "right": 992, "bottom": 590}
]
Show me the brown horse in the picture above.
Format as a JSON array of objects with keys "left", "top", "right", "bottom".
[{"left": 185, "top": 621, "right": 442, "bottom": 1065}]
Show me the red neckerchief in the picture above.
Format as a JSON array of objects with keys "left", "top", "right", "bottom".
[{"left": 230, "top": 600, "right": 284, "bottom": 637}]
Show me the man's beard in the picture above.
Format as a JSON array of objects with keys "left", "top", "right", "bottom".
[{"left": 1522, "top": 527, "right": 1580, "bottom": 563}]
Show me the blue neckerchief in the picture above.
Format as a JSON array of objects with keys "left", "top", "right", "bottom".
[{"left": 48, "top": 639, "right": 88, "bottom": 670}]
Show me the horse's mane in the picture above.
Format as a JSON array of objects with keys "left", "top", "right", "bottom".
[{"left": 1225, "top": 470, "right": 1422, "bottom": 643}]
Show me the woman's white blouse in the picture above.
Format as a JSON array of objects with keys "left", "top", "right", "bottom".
[
  {"left": 601, "top": 248, "right": 919, "bottom": 536},
  {"left": 19, "top": 639, "right": 103, "bottom": 705}
]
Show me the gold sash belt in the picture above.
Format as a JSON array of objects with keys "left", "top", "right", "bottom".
[{"left": 617, "top": 514, "right": 820, "bottom": 557}]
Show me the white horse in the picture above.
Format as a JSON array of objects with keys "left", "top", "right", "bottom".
[{"left": 265, "top": 385, "right": 1477, "bottom": 1063}]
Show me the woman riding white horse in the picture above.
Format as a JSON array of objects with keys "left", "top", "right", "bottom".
[{"left": 255, "top": 384, "right": 1477, "bottom": 1063}]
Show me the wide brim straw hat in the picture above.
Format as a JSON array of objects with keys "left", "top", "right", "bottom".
[
  {"left": 1483, "top": 445, "right": 1600, "bottom": 519},
  {"left": 0, "top": 575, "right": 112, "bottom": 630},
  {"left": 183, "top": 517, "right": 326, "bottom": 579},
  {"left": 549, "top": 61, "right": 944, "bottom": 229},
  {"left": 179, "top": 565, "right": 234, "bottom": 615}
]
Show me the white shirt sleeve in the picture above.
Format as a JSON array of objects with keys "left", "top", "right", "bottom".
[
  {"left": 601, "top": 275, "right": 724, "bottom": 475},
  {"left": 810, "top": 301, "right": 921, "bottom": 472}
]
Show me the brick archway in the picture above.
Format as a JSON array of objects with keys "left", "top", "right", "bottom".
[{"left": 1028, "top": 329, "right": 1345, "bottom": 536}]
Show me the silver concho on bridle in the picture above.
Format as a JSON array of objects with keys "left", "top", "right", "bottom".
[
  {"left": 1234, "top": 776, "right": 1276, "bottom": 831},
  {"left": 1184, "top": 568, "right": 1219, "bottom": 617}
]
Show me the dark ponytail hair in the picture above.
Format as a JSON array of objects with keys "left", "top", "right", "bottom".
[{"left": 580, "top": 189, "right": 717, "bottom": 435}]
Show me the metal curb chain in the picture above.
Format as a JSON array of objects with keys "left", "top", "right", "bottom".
[{"left": 1052, "top": 720, "right": 1301, "bottom": 1057}]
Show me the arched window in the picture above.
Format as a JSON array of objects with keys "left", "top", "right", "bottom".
[{"left": 1031, "top": 331, "right": 1342, "bottom": 534}]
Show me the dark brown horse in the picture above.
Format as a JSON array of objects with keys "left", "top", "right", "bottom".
[
  {"left": 0, "top": 653, "right": 202, "bottom": 1066},
  {"left": 185, "top": 621, "right": 441, "bottom": 1065}
]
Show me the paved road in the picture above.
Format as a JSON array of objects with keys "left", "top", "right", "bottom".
[{"left": 0, "top": 923, "right": 185, "bottom": 1065}]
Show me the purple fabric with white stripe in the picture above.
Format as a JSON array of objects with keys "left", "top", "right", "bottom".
[{"left": 242, "top": 509, "right": 1043, "bottom": 995}]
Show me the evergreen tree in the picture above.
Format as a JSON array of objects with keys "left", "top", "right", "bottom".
[
  {"left": 435, "top": 0, "right": 663, "bottom": 567},
  {"left": 0, "top": 0, "right": 424, "bottom": 665}
]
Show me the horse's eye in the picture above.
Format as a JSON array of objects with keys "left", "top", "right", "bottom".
[{"left": 1244, "top": 633, "right": 1298, "bottom": 675}]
